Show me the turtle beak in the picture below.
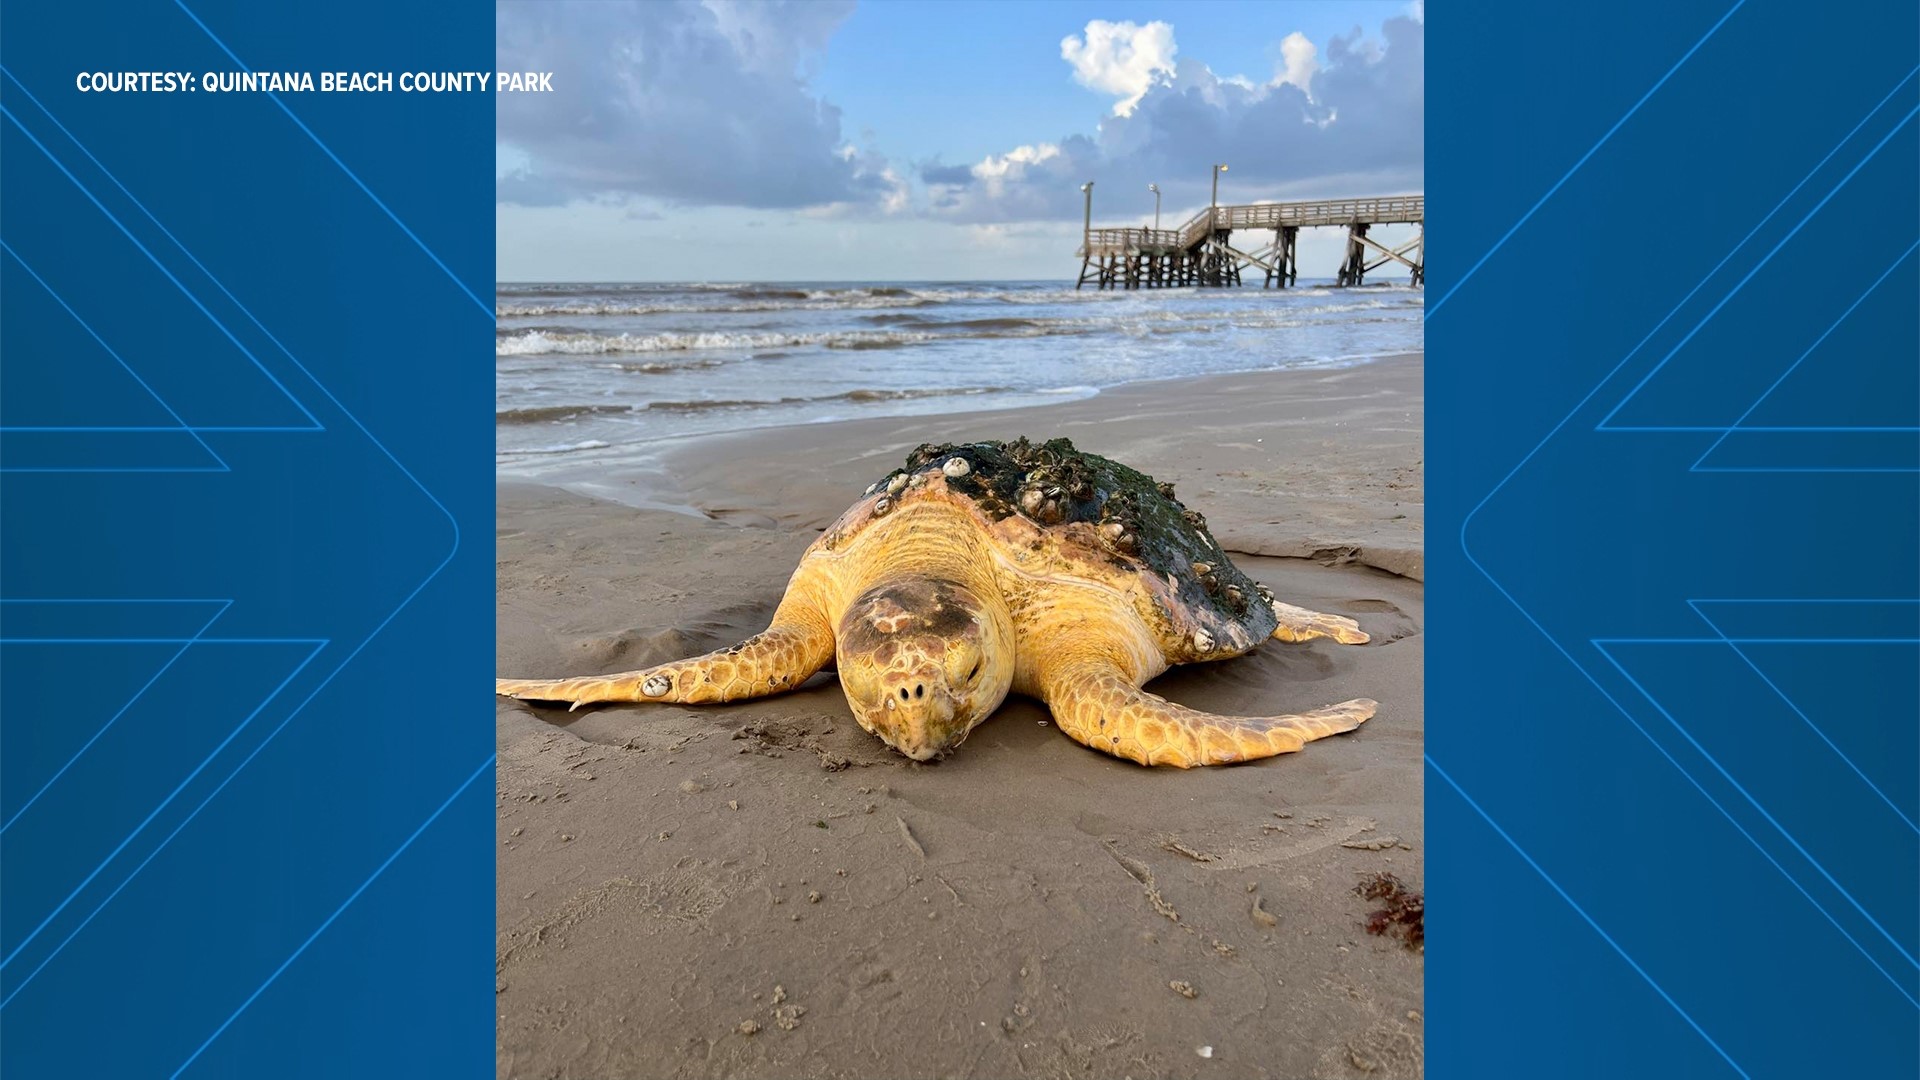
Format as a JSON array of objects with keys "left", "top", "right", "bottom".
[{"left": 876, "top": 668, "right": 959, "bottom": 761}]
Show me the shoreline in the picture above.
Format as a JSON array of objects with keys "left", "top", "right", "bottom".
[{"left": 504, "top": 352, "right": 1423, "bottom": 580}]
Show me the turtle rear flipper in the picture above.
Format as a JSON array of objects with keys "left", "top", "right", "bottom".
[
  {"left": 1269, "top": 601, "right": 1370, "bottom": 645},
  {"left": 1040, "top": 660, "right": 1374, "bottom": 768}
]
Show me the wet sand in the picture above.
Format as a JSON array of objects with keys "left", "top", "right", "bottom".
[{"left": 495, "top": 355, "right": 1425, "bottom": 1079}]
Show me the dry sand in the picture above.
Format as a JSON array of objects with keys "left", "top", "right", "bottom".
[{"left": 496, "top": 355, "right": 1425, "bottom": 1079}]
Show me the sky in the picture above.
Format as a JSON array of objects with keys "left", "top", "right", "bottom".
[{"left": 496, "top": 1, "right": 1424, "bottom": 282}]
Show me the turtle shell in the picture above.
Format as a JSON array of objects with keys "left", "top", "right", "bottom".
[{"left": 842, "top": 437, "right": 1281, "bottom": 662}]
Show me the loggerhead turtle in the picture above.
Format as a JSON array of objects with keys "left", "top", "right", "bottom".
[{"left": 497, "top": 437, "right": 1375, "bottom": 767}]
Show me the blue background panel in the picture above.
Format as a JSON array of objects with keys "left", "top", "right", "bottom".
[
  {"left": 0, "top": 1, "right": 493, "bottom": 1076},
  {"left": 1431, "top": 1, "right": 1918, "bottom": 1077}
]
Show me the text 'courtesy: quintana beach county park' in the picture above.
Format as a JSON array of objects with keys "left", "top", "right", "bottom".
[{"left": 72, "top": 69, "right": 553, "bottom": 93}]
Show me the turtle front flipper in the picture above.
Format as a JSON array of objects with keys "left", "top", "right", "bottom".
[
  {"left": 1269, "top": 601, "right": 1369, "bottom": 645},
  {"left": 1039, "top": 661, "right": 1375, "bottom": 767},
  {"left": 498, "top": 611, "right": 833, "bottom": 712}
]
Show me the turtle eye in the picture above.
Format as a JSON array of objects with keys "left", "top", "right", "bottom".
[{"left": 966, "top": 661, "right": 982, "bottom": 683}]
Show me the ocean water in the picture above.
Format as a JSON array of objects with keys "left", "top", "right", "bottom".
[{"left": 495, "top": 280, "right": 1423, "bottom": 474}]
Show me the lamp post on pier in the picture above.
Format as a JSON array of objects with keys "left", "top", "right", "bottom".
[
  {"left": 1209, "top": 164, "right": 1228, "bottom": 225},
  {"left": 1148, "top": 183, "right": 1160, "bottom": 229},
  {"left": 1075, "top": 181, "right": 1097, "bottom": 290}
]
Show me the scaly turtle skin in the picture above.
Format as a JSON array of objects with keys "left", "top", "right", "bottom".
[{"left": 498, "top": 437, "right": 1375, "bottom": 767}]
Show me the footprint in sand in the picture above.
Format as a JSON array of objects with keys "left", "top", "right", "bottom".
[{"left": 1339, "top": 598, "right": 1420, "bottom": 645}]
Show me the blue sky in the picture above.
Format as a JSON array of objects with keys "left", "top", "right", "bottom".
[
  {"left": 497, "top": 1, "right": 1423, "bottom": 281},
  {"left": 814, "top": 1, "right": 1401, "bottom": 165}
]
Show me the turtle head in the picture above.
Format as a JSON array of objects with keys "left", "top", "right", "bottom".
[{"left": 836, "top": 577, "right": 1014, "bottom": 761}]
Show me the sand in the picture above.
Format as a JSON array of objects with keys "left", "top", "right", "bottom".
[{"left": 495, "top": 355, "right": 1425, "bottom": 1079}]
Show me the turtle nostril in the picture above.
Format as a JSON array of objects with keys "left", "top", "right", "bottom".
[
  {"left": 913, "top": 684, "right": 925, "bottom": 699},
  {"left": 898, "top": 687, "right": 909, "bottom": 701}
]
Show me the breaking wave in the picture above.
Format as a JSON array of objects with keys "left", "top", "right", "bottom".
[
  {"left": 495, "top": 404, "right": 641, "bottom": 425},
  {"left": 496, "top": 286, "right": 944, "bottom": 319},
  {"left": 496, "top": 439, "right": 614, "bottom": 456},
  {"left": 496, "top": 328, "right": 938, "bottom": 357},
  {"left": 494, "top": 282, "right": 1423, "bottom": 320},
  {"left": 497, "top": 298, "right": 1413, "bottom": 358},
  {"left": 496, "top": 385, "right": 1015, "bottom": 424}
]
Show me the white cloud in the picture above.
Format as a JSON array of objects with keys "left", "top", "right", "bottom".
[
  {"left": 930, "top": 13, "right": 1422, "bottom": 224},
  {"left": 1059, "top": 20, "right": 1177, "bottom": 117},
  {"left": 878, "top": 166, "right": 910, "bottom": 214},
  {"left": 1276, "top": 31, "right": 1319, "bottom": 97},
  {"left": 971, "top": 143, "right": 1062, "bottom": 195},
  {"left": 495, "top": 0, "right": 879, "bottom": 209}
]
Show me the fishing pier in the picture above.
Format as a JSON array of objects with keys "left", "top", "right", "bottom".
[{"left": 1074, "top": 194, "right": 1424, "bottom": 290}]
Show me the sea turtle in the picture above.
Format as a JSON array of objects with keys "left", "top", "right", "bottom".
[{"left": 497, "top": 437, "right": 1375, "bottom": 767}]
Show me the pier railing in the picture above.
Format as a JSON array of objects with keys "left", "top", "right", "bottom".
[
  {"left": 1076, "top": 226, "right": 1184, "bottom": 256},
  {"left": 1190, "top": 195, "right": 1425, "bottom": 237},
  {"left": 1079, "top": 195, "right": 1425, "bottom": 257}
]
